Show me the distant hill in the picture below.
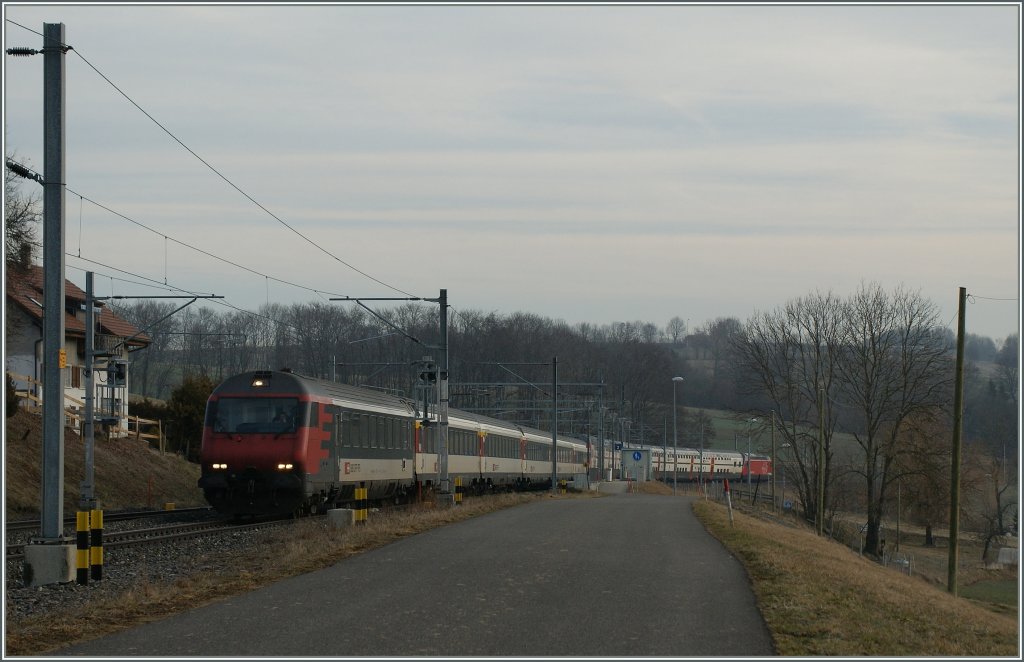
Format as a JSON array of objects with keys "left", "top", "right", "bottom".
[{"left": 4, "top": 409, "right": 204, "bottom": 519}]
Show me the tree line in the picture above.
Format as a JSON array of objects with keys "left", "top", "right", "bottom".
[{"left": 111, "top": 284, "right": 1017, "bottom": 557}]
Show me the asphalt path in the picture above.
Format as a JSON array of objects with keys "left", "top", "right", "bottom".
[{"left": 60, "top": 493, "right": 775, "bottom": 657}]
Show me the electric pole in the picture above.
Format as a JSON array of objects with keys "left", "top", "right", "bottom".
[{"left": 948, "top": 286, "right": 967, "bottom": 596}]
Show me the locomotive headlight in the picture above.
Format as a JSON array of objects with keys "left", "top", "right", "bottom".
[
  {"left": 212, "top": 463, "right": 228, "bottom": 470},
  {"left": 276, "top": 463, "right": 294, "bottom": 470}
]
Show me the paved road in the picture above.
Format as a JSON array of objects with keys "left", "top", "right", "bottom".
[{"left": 60, "top": 494, "right": 775, "bottom": 657}]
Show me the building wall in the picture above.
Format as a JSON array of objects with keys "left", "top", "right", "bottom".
[
  {"left": 5, "top": 303, "right": 130, "bottom": 433},
  {"left": 5, "top": 304, "right": 40, "bottom": 390}
]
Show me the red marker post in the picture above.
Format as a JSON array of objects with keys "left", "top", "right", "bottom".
[{"left": 724, "top": 478, "right": 735, "bottom": 526}]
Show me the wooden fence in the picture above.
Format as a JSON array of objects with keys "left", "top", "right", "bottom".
[{"left": 7, "top": 371, "right": 164, "bottom": 450}]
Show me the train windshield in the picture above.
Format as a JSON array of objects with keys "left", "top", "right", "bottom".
[{"left": 210, "top": 397, "right": 301, "bottom": 435}]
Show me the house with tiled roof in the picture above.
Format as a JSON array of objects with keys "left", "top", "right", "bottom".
[{"left": 5, "top": 264, "right": 151, "bottom": 432}]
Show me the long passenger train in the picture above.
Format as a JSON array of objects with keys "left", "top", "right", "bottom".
[{"left": 197, "top": 369, "right": 771, "bottom": 516}]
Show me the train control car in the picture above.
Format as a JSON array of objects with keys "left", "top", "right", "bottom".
[{"left": 198, "top": 369, "right": 591, "bottom": 516}]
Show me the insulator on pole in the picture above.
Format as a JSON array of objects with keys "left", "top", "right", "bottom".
[{"left": 6, "top": 47, "right": 40, "bottom": 56}]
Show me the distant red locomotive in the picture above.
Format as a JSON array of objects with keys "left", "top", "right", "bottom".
[{"left": 742, "top": 454, "right": 773, "bottom": 482}]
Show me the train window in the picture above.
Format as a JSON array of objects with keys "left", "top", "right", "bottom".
[
  {"left": 212, "top": 397, "right": 300, "bottom": 435},
  {"left": 340, "top": 413, "right": 351, "bottom": 447},
  {"left": 348, "top": 412, "right": 362, "bottom": 448}
]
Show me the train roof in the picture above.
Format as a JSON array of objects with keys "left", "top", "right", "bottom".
[
  {"left": 213, "top": 370, "right": 419, "bottom": 416},
  {"left": 213, "top": 370, "right": 587, "bottom": 448}
]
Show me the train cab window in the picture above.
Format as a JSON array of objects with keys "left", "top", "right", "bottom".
[{"left": 210, "top": 397, "right": 301, "bottom": 435}]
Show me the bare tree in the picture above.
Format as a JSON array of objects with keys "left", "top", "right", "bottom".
[
  {"left": 835, "top": 283, "right": 952, "bottom": 556},
  {"left": 893, "top": 412, "right": 953, "bottom": 547},
  {"left": 4, "top": 156, "right": 41, "bottom": 272},
  {"left": 732, "top": 291, "right": 844, "bottom": 526},
  {"left": 666, "top": 316, "right": 688, "bottom": 344}
]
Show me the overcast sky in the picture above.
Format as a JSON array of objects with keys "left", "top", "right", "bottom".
[{"left": 3, "top": 3, "right": 1020, "bottom": 342}]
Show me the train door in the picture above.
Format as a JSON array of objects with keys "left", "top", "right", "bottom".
[
  {"left": 332, "top": 408, "right": 343, "bottom": 481},
  {"left": 415, "top": 420, "right": 424, "bottom": 473},
  {"left": 477, "top": 429, "right": 486, "bottom": 478}
]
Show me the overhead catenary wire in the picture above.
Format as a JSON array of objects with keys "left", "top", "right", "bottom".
[
  {"left": 63, "top": 252, "right": 304, "bottom": 334},
  {"left": 5, "top": 18, "right": 418, "bottom": 299},
  {"left": 968, "top": 294, "right": 1018, "bottom": 302},
  {"left": 8, "top": 169, "right": 358, "bottom": 305}
]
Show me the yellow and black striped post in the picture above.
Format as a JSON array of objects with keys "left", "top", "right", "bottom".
[
  {"left": 76, "top": 511, "right": 90, "bottom": 585},
  {"left": 90, "top": 509, "right": 104, "bottom": 581},
  {"left": 559, "top": 479, "right": 567, "bottom": 495},
  {"left": 355, "top": 486, "right": 368, "bottom": 524},
  {"left": 454, "top": 477, "right": 463, "bottom": 504}
]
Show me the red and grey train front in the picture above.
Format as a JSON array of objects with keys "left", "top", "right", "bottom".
[{"left": 198, "top": 371, "right": 312, "bottom": 516}]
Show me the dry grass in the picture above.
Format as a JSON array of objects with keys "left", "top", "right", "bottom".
[
  {"left": 4, "top": 409, "right": 204, "bottom": 518},
  {"left": 694, "top": 500, "right": 1020, "bottom": 656},
  {"left": 5, "top": 492, "right": 582, "bottom": 655}
]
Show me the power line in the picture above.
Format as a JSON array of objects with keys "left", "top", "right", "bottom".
[
  {"left": 5, "top": 18, "right": 419, "bottom": 299},
  {"left": 65, "top": 252, "right": 303, "bottom": 333},
  {"left": 968, "top": 294, "right": 1018, "bottom": 302},
  {"left": 65, "top": 181, "right": 349, "bottom": 300},
  {"left": 9, "top": 155, "right": 366, "bottom": 307}
]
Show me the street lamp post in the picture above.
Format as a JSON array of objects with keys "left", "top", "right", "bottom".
[
  {"left": 747, "top": 417, "right": 758, "bottom": 490},
  {"left": 672, "top": 377, "right": 684, "bottom": 495},
  {"left": 698, "top": 410, "right": 704, "bottom": 488}
]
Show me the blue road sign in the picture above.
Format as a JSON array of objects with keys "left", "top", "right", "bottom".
[{"left": 632, "top": 451, "right": 642, "bottom": 462}]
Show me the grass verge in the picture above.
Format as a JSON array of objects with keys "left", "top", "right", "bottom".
[{"left": 694, "top": 500, "right": 1019, "bottom": 656}]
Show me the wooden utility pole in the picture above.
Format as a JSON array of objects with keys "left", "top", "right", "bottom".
[
  {"left": 817, "top": 388, "right": 825, "bottom": 536},
  {"left": 770, "top": 410, "right": 776, "bottom": 512},
  {"left": 948, "top": 286, "right": 967, "bottom": 596}
]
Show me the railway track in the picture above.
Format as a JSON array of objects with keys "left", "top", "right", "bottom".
[
  {"left": 6, "top": 515, "right": 294, "bottom": 562},
  {"left": 5, "top": 506, "right": 214, "bottom": 533}
]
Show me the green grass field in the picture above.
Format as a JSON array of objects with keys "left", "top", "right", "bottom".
[{"left": 960, "top": 579, "right": 1019, "bottom": 607}]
